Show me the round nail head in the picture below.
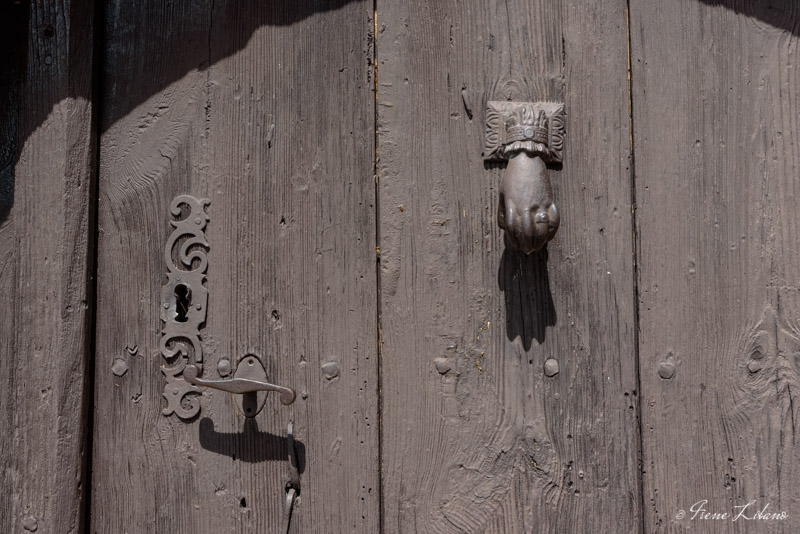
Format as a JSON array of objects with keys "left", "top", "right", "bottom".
[
  {"left": 544, "top": 358, "right": 559, "bottom": 377},
  {"left": 658, "top": 361, "right": 676, "bottom": 379},
  {"left": 217, "top": 359, "right": 232, "bottom": 377}
]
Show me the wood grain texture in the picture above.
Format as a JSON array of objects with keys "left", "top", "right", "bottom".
[
  {"left": 91, "top": 1, "right": 378, "bottom": 532},
  {"left": 0, "top": 1, "right": 96, "bottom": 533},
  {"left": 377, "top": 1, "right": 640, "bottom": 531},
  {"left": 630, "top": 0, "right": 800, "bottom": 531}
]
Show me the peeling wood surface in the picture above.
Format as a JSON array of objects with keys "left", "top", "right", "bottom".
[
  {"left": 376, "top": 1, "right": 641, "bottom": 531},
  {"left": 630, "top": 0, "right": 800, "bottom": 531},
  {"left": 91, "top": 1, "right": 378, "bottom": 532},
  {"left": 0, "top": 1, "right": 96, "bottom": 533}
]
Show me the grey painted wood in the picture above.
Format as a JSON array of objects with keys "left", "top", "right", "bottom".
[
  {"left": 0, "top": 1, "right": 96, "bottom": 533},
  {"left": 630, "top": 1, "right": 800, "bottom": 531},
  {"left": 91, "top": 1, "right": 378, "bottom": 531},
  {"left": 376, "top": 1, "right": 641, "bottom": 531}
]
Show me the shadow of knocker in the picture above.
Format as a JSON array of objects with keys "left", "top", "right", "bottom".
[{"left": 498, "top": 242, "right": 557, "bottom": 351}]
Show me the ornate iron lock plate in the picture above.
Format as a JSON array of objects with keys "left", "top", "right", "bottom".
[
  {"left": 159, "top": 195, "right": 210, "bottom": 420},
  {"left": 159, "top": 195, "right": 296, "bottom": 420}
]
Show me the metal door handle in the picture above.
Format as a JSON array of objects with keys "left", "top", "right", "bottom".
[
  {"left": 184, "top": 365, "right": 296, "bottom": 404},
  {"left": 183, "top": 355, "right": 296, "bottom": 417},
  {"left": 484, "top": 102, "right": 565, "bottom": 254},
  {"left": 159, "top": 196, "right": 296, "bottom": 423}
]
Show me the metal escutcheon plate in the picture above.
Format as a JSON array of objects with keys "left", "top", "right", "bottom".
[{"left": 234, "top": 355, "right": 269, "bottom": 418}]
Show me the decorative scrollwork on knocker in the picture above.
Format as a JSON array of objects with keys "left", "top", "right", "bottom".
[{"left": 159, "top": 195, "right": 210, "bottom": 420}]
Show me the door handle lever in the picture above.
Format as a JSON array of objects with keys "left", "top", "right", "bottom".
[
  {"left": 184, "top": 365, "right": 296, "bottom": 404},
  {"left": 183, "top": 355, "right": 296, "bottom": 417}
]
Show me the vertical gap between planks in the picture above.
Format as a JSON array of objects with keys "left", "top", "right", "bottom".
[
  {"left": 82, "top": 0, "right": 105, "bottom": 531},
  {"left": 372, "top": 1, "right": 385, "bottom": 532},
  {"left": 625, "top": 1, "right": 645, "bottom": 532}
]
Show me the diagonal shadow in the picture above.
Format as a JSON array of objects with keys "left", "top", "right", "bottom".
[
  {"left": 696, "top": 0, "right": 800, "bottom": 36},
  {"left": 198, "top": 417, "right": 306, "bottom": 470},
  {"left": 0, "top": 1, "right": 26, "bottom": 225},
  {"left": 0, "top": 0, "right": 363, "bottom": 225},
  {"left": 99, "top": 0, "right": 363, "bottom": 131}
]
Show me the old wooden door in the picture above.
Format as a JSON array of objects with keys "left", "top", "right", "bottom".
[
  {"left": 3, "top": 0, "right": 800, "bottom": 532},
  {"left": 90, "top": 1, "right": 380, "bottom": 532}
]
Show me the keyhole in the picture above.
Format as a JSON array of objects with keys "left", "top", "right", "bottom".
[{"left": 174, "top": 284, "right": 191, "bottom": 323}]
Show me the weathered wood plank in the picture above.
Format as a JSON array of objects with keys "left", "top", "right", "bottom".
[
  {"left": 0, "top": 1, "right": 96, "bottom": 533},
  {"left": 630, "top": 0, "right": 800, "bottom": 530},
  {"left": 377, "top": 1, "right": 640, "bottom": 531},
  {"left": 91, "top": 1, "right": 378, "bottom": 532}
]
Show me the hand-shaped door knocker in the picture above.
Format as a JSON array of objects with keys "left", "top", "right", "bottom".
[{"left": 484, "top": 102, "right": 565, "bottom": 254}]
